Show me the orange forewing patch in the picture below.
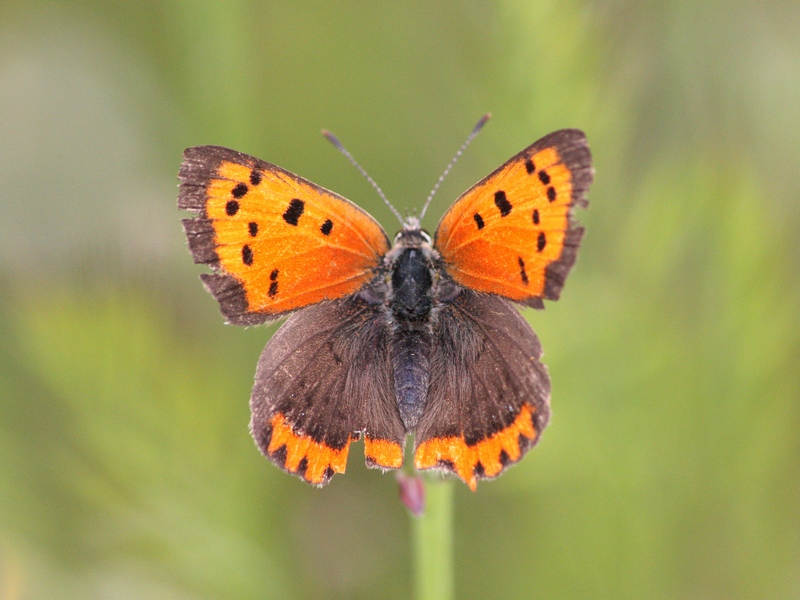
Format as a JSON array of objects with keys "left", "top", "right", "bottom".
[
  {"left": 414, "top": 404, "right": 538, "bottom": 490},
  {"left": 364, "top": 437, "right": 404, "bottom": 469},
  {"left": 205, "top": 159, "right": 390, "bottom": 316},
  {"left": 435, "top": 142, "right": 577, "bottom": 303},
  {"left": 266, "top": 413, "right": 352, "bottom": 485}
]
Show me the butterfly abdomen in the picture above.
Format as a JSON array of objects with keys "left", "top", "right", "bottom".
[{"left": 391, "top": 329, "right": 431, "bottom": 430}]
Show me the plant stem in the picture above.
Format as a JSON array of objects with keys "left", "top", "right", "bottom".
[{"left": 413, "top": 478, "right": 455, "bottom": 600}]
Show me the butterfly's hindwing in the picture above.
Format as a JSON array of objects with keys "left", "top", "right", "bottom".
[
  {"left": 250, "top": 295, "right": 405, "bottom": 486},
  {"left": 414, "top": 289, "right": 551, "bottom": 490}
]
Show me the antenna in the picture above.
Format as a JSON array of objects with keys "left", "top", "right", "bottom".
[
  {"left": 322, "top": 129, "right": 405, "bottom": 226},
  {"left": 418, "top": 113, "right": 491, "bottom": 223}
]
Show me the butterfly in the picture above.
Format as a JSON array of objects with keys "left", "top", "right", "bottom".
[{"left": 178, "top": 118, "right": 592, "bottom": 490}]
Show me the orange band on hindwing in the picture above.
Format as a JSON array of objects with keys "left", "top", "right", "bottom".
[
  {"left": 364, "top": 437, "right": 404, "bottom": 469},
  {"left": 414, "top": 404, "right": 538, "bottom": 491},
  {"left": 266, "top": 413, "right": 352, "bottom": 486}
]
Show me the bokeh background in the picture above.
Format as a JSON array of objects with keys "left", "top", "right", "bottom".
[{"left": 1, "top": 1, "right": 799, "bottom": 598}]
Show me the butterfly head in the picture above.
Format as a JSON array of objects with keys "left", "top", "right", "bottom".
[{"left": 394, "top": 216, "right": 431, "bottom": 248}]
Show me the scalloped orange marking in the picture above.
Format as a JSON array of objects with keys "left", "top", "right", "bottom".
[
  {"left": 267, "top": 413, "right": 351, "bottom": 485},
  {"left": 364, "top": 437, "right": 404, "bottom": 469},
  {"left": 414, "top": 404, "right": 537, "bottom": 491}
]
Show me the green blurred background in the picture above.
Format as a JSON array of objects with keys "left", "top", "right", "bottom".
[{"left": 1, "top": 1, "right": 799, "bottom": 598}]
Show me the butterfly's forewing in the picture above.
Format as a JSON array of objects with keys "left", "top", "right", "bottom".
[
  {"left": 179, "top": 146, "right": 391, "bottom": 325},
  {"left": 414, "top": 290, "right": 550, "bottom": 490},
  {"left": 434, "top": 130, "right": 592, "bottom": 308},
  {"left": 250, "top": 295, "right": 406, "bottom": 486}
]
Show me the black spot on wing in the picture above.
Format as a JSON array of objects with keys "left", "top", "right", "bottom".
[
  {"left": 322, "top": 467, "right": 335, "bottom": 484},
  {"left": 499, "top": 449, "right": 511, "bottom": 466},
  {"left": 242, "top": 245, "right": 253, "bottom": 265},
  {"left": 547, "top": 186, "right": 556, "bottom": 202},
  {"left": 518, "top": 256, "right": 529, "bottom": 285},
  {"left": 248, "top": 222, "right": 258, "bottom": 237},
  {"left": 271, "top": 444, "right": 288, "bottom": 467},
  {"left": 525, "top": 158, "right": 535, "bottom": 174},
  {"left": 268, "top": 269, "right": 279, "bottom": 297},
  {"left": 538, "top": 170, "right": 550, "bottom": 185},
  {"left": 321, "top": 219, "right": 333, "bottom": 236},
  {"left": 283, "top": 199, "right": 305, "bottom": 226},
  {"left": 226, "top": 200, "right": 239, "bottom": 216},
  {"left": 250, "top": 170, "right": 262, "bottom": 186},
  {"left": 473, "top": 213, "right": 485, "bottom": 229},
  {"left": 537, "top": 232, "right": 546, "bottom": 252},
  {"left": 232, "top": 183, "right": 248, "bottom": 198},
  {"left": 494, "top": 191, "right": 512, "bottom": 217},
  {"left": 532, "top": 209, "right": 540, "bottom": 225}
]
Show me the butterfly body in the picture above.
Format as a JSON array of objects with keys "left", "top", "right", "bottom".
[
  {"left": 179, "top": 128, "right": 593, "bottom": 490},
  {"left": 364, "top": 225, "right": 457, "bottom": 430}
]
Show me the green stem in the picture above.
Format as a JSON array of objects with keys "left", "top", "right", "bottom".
[{"left": 413, "top": 478, "right": 455, "bottom": 600}]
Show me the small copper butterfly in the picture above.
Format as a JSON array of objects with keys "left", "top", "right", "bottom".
[{"left": 178, "top": 117, "right": 593, "bottom": 490}]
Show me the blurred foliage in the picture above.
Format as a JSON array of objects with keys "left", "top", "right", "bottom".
[{"left": 1, "top": 1, "right": 799, "bottom": 598}]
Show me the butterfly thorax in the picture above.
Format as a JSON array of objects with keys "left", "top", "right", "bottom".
[
  {"left": 381, "top": 227, "right": 461, "bottom": 321},
  {"left": 389, "top": 229, "right": 434, "bottom": 322}
]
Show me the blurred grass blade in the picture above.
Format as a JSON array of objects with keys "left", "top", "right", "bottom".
[{"left": 413, "top": 478, "right": 454, "bottom": 600}]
